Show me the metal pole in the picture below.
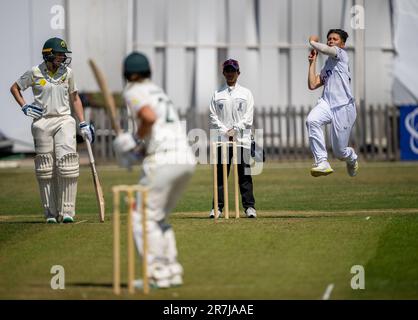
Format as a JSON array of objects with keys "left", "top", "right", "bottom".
[{"left": 354, "top": 0, "right": 366, "bottom": 158}]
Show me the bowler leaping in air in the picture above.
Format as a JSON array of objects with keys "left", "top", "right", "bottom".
[{"left": 306, "top": 29, "right": 359, "bottom": 177}]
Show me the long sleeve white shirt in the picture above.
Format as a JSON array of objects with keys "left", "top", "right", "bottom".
[
  {"left": 209, "top": 83, "right": 254, "bottom": 149},
  {"left": 309, "top": 41, "right": 354, "bottom": 108}
]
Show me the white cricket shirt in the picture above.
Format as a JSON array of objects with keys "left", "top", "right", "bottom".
[
  {"left": 320, "top": 47, "right": 354, "bottom": 108},
  {"left": 16, "top": 62, "right": 77, "bottom": 116},
  {"left": 209, "top": 83, "right": 254, "bottom": 149},
  {"left": 123, "top": 80, "right": 190, "bottom": 156}
]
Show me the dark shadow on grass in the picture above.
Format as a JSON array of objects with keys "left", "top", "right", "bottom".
[
  {"left": 66, "top": 282, "right": 115, "bottom": 289},
  {"left": 0, "top": 221, "right": 47, "bottom": 224},
  {"left": 258, "top": 215, "right": 338, "bottom": 219},
  {"left": 173, "top": 215, "right": 336, "bottom": 220},
  {"left": 0, "top": 220, "right": 96, "bottom": 225},
  {"left": 173, "top": 216, "right": 214, "bottom": 220},
  {"left": 29, "top": 282, "right": 115, "bottom": 290}
]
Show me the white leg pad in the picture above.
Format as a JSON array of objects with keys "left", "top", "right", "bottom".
[
  {"left": 132, "top": 216, "right": 172, "bottom": 287},
  {"left": 56, "top": 153, "right": 79, "bottom": 217},
  {"left": 34, "top": 153, "right": 58, "bottom": 218},
  {"left": 133, "top": 212, "right": 168, "bottom": 265},
  {"left": 163, "top": 227, "right": 179, "bottom": 265},
  {"left": 163, "top": 227, "right": 183, "bottom": 286}
]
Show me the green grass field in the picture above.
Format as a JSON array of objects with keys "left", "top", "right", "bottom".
[{"left": 1, "top": 161, "right": 418, "bottom": 299}]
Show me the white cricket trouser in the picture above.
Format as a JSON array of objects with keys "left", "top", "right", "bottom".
[
  {"left": 31, "top": 115, "right": 77, "bottom": 157},
  {"left": 306, "top": 98, "right": 358, "bottom": 164},
  {"left": 133, "top": 150, "right": 196, "bottom": 268}
]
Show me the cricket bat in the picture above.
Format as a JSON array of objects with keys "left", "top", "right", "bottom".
[
  {"left": 88, "top": 59, "right": 122, "bottom": 134},
  {"left": 85, "top": 138, "right": 105, "bottom": 222}
]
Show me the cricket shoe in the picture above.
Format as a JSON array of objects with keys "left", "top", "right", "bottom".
[
  {"left": 209, "top": 208, "right": 222, "bottom": 218},
  {"left": 310, "top": 161, "right": 334, "bottom": 177},
  {"left": 62, "top": 214, "right": 74, "bottom": 223},
  {"left": 133, "top": 278, "right": 168, "bottom": 290},
  {"left": 346, "top": 159, "right": 359, "bottom": 177},
  {"left": 245, "top": 207, "right": 257, "bottom": 218},
  {"left": 168, "top": 263, "right": 184, "bottom": 287},
  {"left": 46, "top": 217, "right": 57, "bottom": 224},
  {"left": 133, "top": 278, "right": 164, "bottom": 290},
  {"left": 147, "top": 263, "right": 172, "bottom": 289}
]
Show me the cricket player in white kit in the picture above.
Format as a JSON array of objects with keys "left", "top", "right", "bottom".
[
  {"left": 113, "top": 52, "right": 196, "bottom": 289},
  {"left": 10, "top": 37, "right": 94, "bottom": 223},
  {"left": 306, "top": 29, "right": 359, "bottom": 177}
]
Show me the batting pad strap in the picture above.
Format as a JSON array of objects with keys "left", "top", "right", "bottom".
[
  {"left": 34, "top": 153, "right": 54, "bottom": 179},
  {"left": 57, "top": 153, "right": 79, "bottom": 178}
]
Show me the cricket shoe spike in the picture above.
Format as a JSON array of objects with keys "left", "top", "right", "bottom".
[{"left": 310, "top": 161, "right": 334, "bottom": 177}]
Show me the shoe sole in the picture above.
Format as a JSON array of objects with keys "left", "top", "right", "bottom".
[
  {"left": 63, "top": 218, "right": 74, "bottom": 223},
  {"left": 311, "top": 169, "right": 334, "bottom": 177}
]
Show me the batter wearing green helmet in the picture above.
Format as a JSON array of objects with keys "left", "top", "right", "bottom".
[
  {"left": 113, "top": 51, "right": 196, "bottom": 289},
  {"left": 41, "top": 37, "right": 72, "bottom": 68},
  {"left": 10, "top": 37, "right": 95, "bottom": 224}
]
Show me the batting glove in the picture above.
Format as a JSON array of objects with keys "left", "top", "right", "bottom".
[
  {"left": 79, "top": 121, "right": 95, "bottom": 144},
  {"left": 226, "top": 128, "right": 237, "bottom": 137},
  {"left": 22, "top": 104, "right": 43, "bottom": 119},
  {"left": 113, "top": 132, "right": 137, "bottom": 154},
  {"left": 113, "top": 132, "right": 145, "bottom": 169}
]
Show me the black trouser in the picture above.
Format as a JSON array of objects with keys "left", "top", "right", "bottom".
[{"left": 212, "top": 146, "right": 255, "bottom": 211}]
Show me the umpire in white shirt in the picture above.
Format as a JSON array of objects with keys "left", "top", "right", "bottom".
[{"left": 209, "top": 59, "right": 256, "bottom": 218}]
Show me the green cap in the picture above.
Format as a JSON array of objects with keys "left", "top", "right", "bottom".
[
  {"left": 123, "top": 52, "right": 151, "bottom": 78},
  {"left": 42, "top": 37, "right": 72, "bottom": 54}
]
